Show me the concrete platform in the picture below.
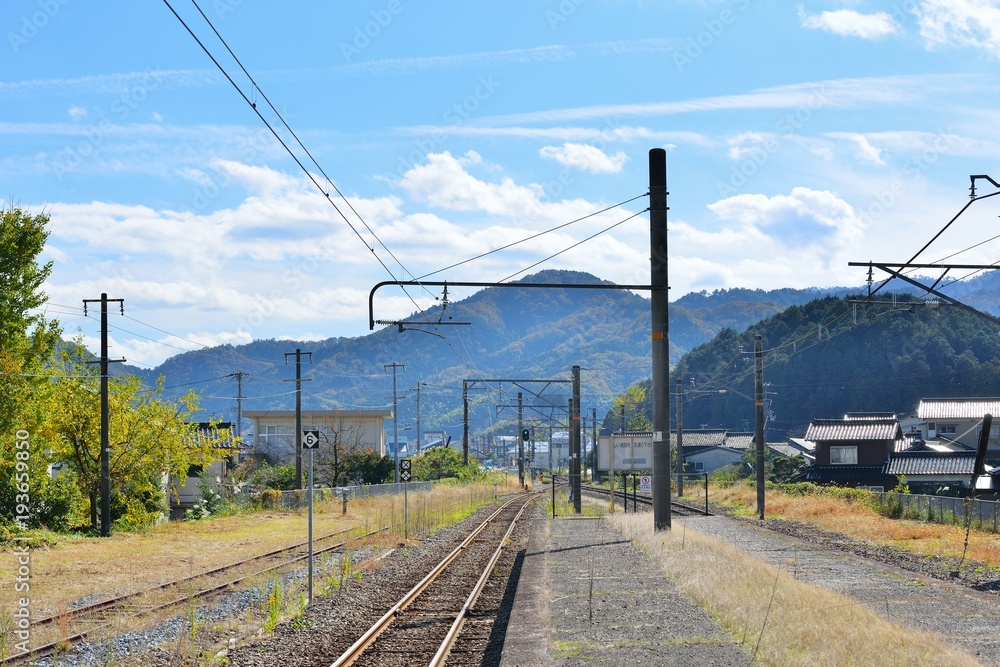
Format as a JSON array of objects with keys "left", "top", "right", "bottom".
[{"left": 499, "top": 516, "right": 753, "bottom": 666}]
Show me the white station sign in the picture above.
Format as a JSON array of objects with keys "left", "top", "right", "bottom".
[{"left": 597, "top": 433, "right": 653, "bottom": 471}]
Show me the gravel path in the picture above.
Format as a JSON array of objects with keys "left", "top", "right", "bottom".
[
  {"left": 500, "top": 512, "right": 754, "bottom": 666},
  {"left": 682, "top": 514, "right": 1000, "bottom": 665},
  {"left": 27, "top": 495, "right": 1000, "bottom": 666}
]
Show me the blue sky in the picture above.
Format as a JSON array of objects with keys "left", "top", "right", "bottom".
[{"left": 6, "top": 0, "right": 1000, "bottom": 367}]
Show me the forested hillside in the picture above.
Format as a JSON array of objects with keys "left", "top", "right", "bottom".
[
  {"left": 127, "top": 272, "right": 852, "bottom": 440},
  {"left": 671, "top": 296, "right": 1000, "bottom": 439}
]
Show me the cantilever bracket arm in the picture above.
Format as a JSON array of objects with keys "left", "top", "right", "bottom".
[
  {"left": 857, "top": 262, "right": 1000, "bottom": 327},
  {"left": 368, "top": 279, "right": 657, "bottom": 330},
  {"left": 970, "top": 174, "right": 1000, "bottom": 199}
]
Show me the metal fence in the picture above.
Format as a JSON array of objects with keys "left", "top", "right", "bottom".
[
  {"left": 870, "top": 491, "right": 1000, "bottom": 533},
  {"left": 346, "top": 482, "right": 432, "bottom": 500},
  {"left": 255, "top": 482, "right": 433, "bottom": 510}
]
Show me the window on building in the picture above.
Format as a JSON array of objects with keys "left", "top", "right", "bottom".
[
  {"left": 257, "top": 423, "right": 294, "bottom": 451},
  {"left": 694, "top": 461, "right": 704, "bottom": 471},
  {"left": 938, "top": 425, "right": 957, "bottom": 435},
  {"left": 830, "top": 445, "right": 858, "bottom": 465}
]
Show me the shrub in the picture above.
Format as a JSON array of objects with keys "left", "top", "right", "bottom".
[{"left": 250, "top": 463, "right": 297, "bottom": 491}]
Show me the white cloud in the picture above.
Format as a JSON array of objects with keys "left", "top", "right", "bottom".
[
  {"left": 538, "top": 143, "right": 628, "bottom": 173},
  {"left": 67, "top": 105, "right": 87, "bottom": 119},
  {"left": 707, "top": 187, "right": 862, "bottom": 247},
  {"left": 400, "top": 151, "right": 544, "bottom": 216},
  {"left": 826, "top": 132, "right": 886, "bottom": 165},
  {"left": 726, "top": 132, "right": 778, "bottom": 160},
  {"left": 799, "top": 8, "right": 898, "bottom": 39},
  {"left": 471, "top": 75, "right": 962, "bottom": 126},
  {"left": 917, "top": 0, "right": 1000, "bottom": 57}
]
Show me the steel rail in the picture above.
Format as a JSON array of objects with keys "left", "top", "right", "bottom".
[
  {"left": 2, "top": 526, "right": 388, "bottom": 666},
  {"left": 577, "top": 481, "right": 711, "bottom": 516},
  {"left": 27, "top": 525, "right": 361, "bottom": 630},
  {"left": 330, "top": 494, "right": 535, "bottom": 667},
  {"left": 429, "top": 496, "right": 535, "bottom": 666}
]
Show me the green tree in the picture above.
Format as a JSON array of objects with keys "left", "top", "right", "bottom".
[
  {"left": 0, "top": 205, "right": 63, "bottom": 534},
  {"left": 53, "top": 344, "right": 228, "bottom": 531},
  {"left": 0, "top": 205, "right": 61, "bottom": 430},
  {"left": 343, "top": 448, "right": 394, "bottom": 485},
  {"left": 412, "top": 447, "right": 478, "bottom": 481}
]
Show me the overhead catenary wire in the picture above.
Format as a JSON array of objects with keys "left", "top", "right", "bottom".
[
  {"left": 164, "top": 0, "right": 438, "bottom": 312},
  {"left": 499, "top": 207, "right": 649, "bottom": 283},
  {"left": 416, "top": 192, "right": 648, "bottom": 280}
]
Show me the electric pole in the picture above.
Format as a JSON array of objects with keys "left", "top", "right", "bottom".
[
  {"left": 462, "top": 381, "right": 469, "bottom": 466},
  {"left": 228, "top": 370, "right": 250, "bottom": 462},
  {"left": 284, "top": 349, "right": 312, "bottom": 490},
  {"left": 517, "top": 391, "right": 524, "bottom": 487},
  {"left": 650, "top": 147, "right": 672, "bottom": 531},
  {"left": 571, "top": 364, "right": 582, "bottom": 514},
  {"left": 414, "top": 381, "right": 422, "bottom": 452},
  {"left": 754, "top": 334, "right": 765, "bottom": 520},
  {"left": 83, "top": 294, "right": 124, "bottom": 537},
  {"left": 676, "top": 379, "right": 684, "bottom": 497},
  {"left": 384, "top": 362, "right": 405, "bottom": 483}
]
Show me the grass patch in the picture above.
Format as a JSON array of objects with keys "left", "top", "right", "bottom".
[
  {"left": 0, "top": 480, "right": 511, "bottom": 662},
  {"left": 709, "top": 481, "right": 1000, "bottom": 568},
  {"left": 612, "top": 513, "right": 982, "bottom": 666}
]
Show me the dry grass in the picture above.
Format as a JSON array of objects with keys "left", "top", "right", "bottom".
[
  {"left": 0, "top": 478, "right": 514, "bottom": 661},
  {"left": 612, "top": 512, "right": 983, "bottom": 667},
  {"left": 709, "top": 483, "right": 1000, "bottom": 568}
]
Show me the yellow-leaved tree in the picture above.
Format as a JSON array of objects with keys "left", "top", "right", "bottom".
[{"left": 54, "top": 342, "right": 229, "bottom": 531}]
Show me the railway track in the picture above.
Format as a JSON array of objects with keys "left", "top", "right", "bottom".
[
  {"left": 547, "top": 477, "right": 711, "bottom": 516},
  {"left": 578, "top": 482, "right": 711, "bottom": 516},
  {"left": 3, "top": 524, "right": 388, "bottom": 665},
  {"left": 331, "top": 492, "right": 538, "bottom": 666}
]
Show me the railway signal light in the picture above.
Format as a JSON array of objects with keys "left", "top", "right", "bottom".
[{"left": 522, "top": 428, "right": 530, "bottom": 441}]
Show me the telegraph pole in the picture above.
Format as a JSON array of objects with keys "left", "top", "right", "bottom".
[
  {"left": 676, "top": 379, "right": 685, "bottom": 498},
  {"left": 384, "top": 362, "right": 405, "bottom": 483},
  {"left": 650, "top": 147, "right": 671, "bottom": 530},
  {"left": 229, "top": 370, "right": 250, "bottom": 462},
  {"left": 83, "top": 294, "right": 124, "bottom": 537},
  {"left": 414, "top": 381, "right": 422, "bottom": 451},
  {"left": 462, "top": 381, "right": 469, "bottom": 466},
  {"left": 584, "top": 408, "right": 597, "bottom": 484},
  {"left": 284, "top": 349, "right": 312, "bottom": 490},
  {"left": 754, "top": 334, "right": 766, "bottom": 520},
  {"left": 517, "top": 392, "right": 524, "bottom": 487},
  {"left": 571, "top": 365, "right": 582, "bottom": 514},
  {"left": 530, "top": 425, "right": 536, "bottom": 482}
]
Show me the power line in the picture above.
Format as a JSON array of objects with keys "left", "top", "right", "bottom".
[
  {"left": 499, "top": 208, "right": 649, "bottom": 283},
  {"left": 416, "top": 193, "right": 648, "bottom": 280},
  {"left": 161, "top": 0, "right": 501, "bottom": 379}
]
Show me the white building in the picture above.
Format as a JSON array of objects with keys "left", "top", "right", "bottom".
[{"left": 244, "top": 409, "right": 392, "bottom": 464}]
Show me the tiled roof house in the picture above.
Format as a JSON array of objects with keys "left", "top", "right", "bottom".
[{"left": 803, "top": 414, "right": 900, "bottom": 488}]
